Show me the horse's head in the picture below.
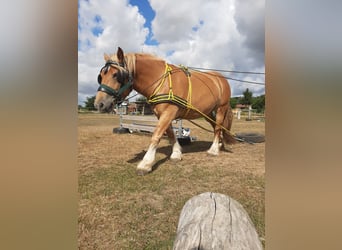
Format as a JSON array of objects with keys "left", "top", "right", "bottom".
[{"left": 94, "top": 47, "right": 133, "bottom": 113}]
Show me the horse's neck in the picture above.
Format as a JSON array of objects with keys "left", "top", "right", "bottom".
[{"left": 132, "top": 54, "right": 166, "bottom": 98}]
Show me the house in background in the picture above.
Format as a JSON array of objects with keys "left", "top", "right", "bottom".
[
  {"left": 116, "top": 101, "right": 128, "bottom": 114},
  {"left": 127, "top": 100, "right": 153, "bottom": 115},
  {"left": 232, "top": 104, "right": 249, "bottom": 116}
]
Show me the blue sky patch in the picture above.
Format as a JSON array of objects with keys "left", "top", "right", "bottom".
[
  {"left": 92, "top": 26, "right": 104, "bottom": 37},
  {"left": 166, "top": 50, "right": 175, "bottom": 57},
  {"left": 92, "top": 15, "right": 103, "bottom": 37},
  {"left": 129, "top": 0, "right": 158, "bottom": 45},
  {"left": 94, "top": 15, "right": 102, "bottom": 23},
  {"left": 192, "top": 20, "right": 204, "bottom": 32}
]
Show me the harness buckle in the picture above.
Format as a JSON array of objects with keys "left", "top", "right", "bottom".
[{"left": 179, "top": 64, "right": 191, "bottom": 77}]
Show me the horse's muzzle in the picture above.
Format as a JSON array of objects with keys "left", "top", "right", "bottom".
[
  {"left": 94, "top": 101, "right": 113, "bottom": 113},
  {"left": 93, "top": 102, "right": 102, "bottom": 111}
]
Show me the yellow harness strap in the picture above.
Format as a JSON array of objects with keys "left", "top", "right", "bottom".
[
  {"left": 148, "top": 63, "right": 194, "bottom": 113},
  {"left": 184, "top": 70, "right": 192, "bottom": 116},
  {"left": 150, "top": 63, "right": 173, "bottom": 98},
  {"left": 148, "top": 63, "right": 235, "bottom": 137}
]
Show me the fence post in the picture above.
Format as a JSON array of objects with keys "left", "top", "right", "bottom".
[{"left": 248, "top": 105, "right": 252, "bottom": 120}]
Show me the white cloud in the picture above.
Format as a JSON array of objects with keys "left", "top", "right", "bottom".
[
  {"left": 234, "top": 0, "right": 265, "bottom": 68},
  {"left": 78, "top": 0, "right": 149, "bottom": 104},
  {"left": 149, "top": 0, "right": 264, "bottom": 97},
  {"left": 78, "top": 0, "right": 264, "bottom": 105}
]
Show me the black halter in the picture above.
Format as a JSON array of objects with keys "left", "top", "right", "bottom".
[{"left": 97, "top": 60, "right": 133, "bottom": 100}]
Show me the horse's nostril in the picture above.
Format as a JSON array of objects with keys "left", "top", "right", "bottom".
[{"left": 99, "top": 103, "right": 104, "bottom": 109}]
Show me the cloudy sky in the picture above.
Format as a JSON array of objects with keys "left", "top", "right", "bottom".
[{"left": 78, "top": 0, "right": 265, "bottom": 105}]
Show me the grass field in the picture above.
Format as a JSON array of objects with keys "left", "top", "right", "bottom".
[{"left": 78, "top": 113, "right": 265, "bottom": 249}]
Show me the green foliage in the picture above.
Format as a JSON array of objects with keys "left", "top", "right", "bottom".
[
  {"left": 230, "top": 97, "right": 239, "bottom": 108},
  {"left": 136, "top": 95, "right": 147, "bottom": 102},
  {"left": 241, "top": 88, "right": 253, "bottom": 105},
  {"left": 252, "top": 94, "right": 265, "bottom": 113},
  {"left": 231, "top": 89, "right": 265, "bottom": 113},
  {"left": 84, "top": 95, "right": 96, "bottom": 110}
]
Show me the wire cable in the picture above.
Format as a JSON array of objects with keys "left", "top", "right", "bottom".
[
  {"left": 188, "top": 68, "right": 265, "bottom": 85},
  {"left": 188, "top": 66, "right": 265, "bottom": 75}
]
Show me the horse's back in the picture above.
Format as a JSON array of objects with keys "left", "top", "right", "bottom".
[{"left": 191, "top": 70, "right": 231, "bottom": 105}]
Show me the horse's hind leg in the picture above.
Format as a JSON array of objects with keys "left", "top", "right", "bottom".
[
  {"left": 207, "top": 106, "right": 226, "bottom": 156},
  {"left": 166, "top": 126, "right": 182, "bottom": 161},
  {"left": 222, "top": 105, "right": 236, "bottom": 144}
]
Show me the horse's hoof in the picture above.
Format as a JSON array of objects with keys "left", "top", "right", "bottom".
[
  {"left": 206, "top": 150, "right": 219, "bottom": 156},
  {"left": 170, "top": 157, "right": 182, "bottom": 161},
  {"left": 136, "top": 169, "right": 151, "bottom": 176},
  {"left": 137, "top": 160, "right": 153, "bottom": 175},
  {"left": 170, "top": 152, "right": 182, "bottom": 161}
]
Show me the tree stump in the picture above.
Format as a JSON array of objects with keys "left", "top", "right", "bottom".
[{"left": 173, "top": 192, "right": 262, "bottom": 250}]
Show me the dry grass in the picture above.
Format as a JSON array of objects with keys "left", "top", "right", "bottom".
[{"left": 78, "top": 113, "right": 265, "bottom": 249}]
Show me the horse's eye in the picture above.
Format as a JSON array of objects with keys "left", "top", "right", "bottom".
[{"left": 113, "top": 73, "right": 117, "bottom": 78}]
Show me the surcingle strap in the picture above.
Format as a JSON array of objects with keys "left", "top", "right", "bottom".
[
  {"left": 148, "top": 94, "right": 189, "bottom": 108},
  {"left": 148, "top": 63, "right": 193, "bottom": 113}
]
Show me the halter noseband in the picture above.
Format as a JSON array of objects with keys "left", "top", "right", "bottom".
[{"left": 97, "top": 60, "right": 133, "bottom": 101}]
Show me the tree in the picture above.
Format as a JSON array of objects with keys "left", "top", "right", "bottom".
[
  {"left": 252, "top": 94, "right": 265, "bottom": 113},
  {"left": 136, "top": 95, "right": 147, "bottom": 102},
  {"left": 230, "top": 97, "right": 239, "bottom": 108},
  {"left": 84, "top": 95, "right": 96, "bottom": 110},
  {"left": 241, "top": 88, "right": 253, "bottom": 106}
]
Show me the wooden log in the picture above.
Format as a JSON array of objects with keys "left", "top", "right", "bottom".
[{"left": 173, "top": 192, "right": 262, "bottom": 250}]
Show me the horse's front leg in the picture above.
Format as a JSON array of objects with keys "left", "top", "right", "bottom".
[{"left": 136, "top": 114, "right": 174, "bottom": 175}]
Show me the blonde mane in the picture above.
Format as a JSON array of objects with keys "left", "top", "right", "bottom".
[
  {"left": 124, "top": 53, "right": 136, "bottom": 75},
  {"left": 108, "top": 52, "right": 137, "bottom": 75},
  {"left": 108, "top": 52, "right": 165, "bottom": 76}
]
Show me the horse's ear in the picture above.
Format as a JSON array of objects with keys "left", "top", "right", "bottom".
[
  {"left": 117, "top": 47, "right": 124, "bottom": 64},
  {"left": 104, "top": 53, "right": 111, "bottom": 61}
]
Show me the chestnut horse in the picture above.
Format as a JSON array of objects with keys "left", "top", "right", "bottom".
[{"left": 95, "top": 47, "right": 235, "bottom": 175}]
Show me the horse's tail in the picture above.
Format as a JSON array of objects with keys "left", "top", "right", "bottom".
[{"left": 222, "top": 105, "right": 236, "bottom": 144}]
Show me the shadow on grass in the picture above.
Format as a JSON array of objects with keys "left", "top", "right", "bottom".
[
  {"left": 127, "top": 141, "right": 213, "bottom": 163},
  {"left": 127, "top": 141, "right": 234, "bottom": 174},
  {"left": 127, "top": 147, "right": 171, "bottom": 173},
  {"left": 182, "top": 141, "right": 233, "bottom": 154}
]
